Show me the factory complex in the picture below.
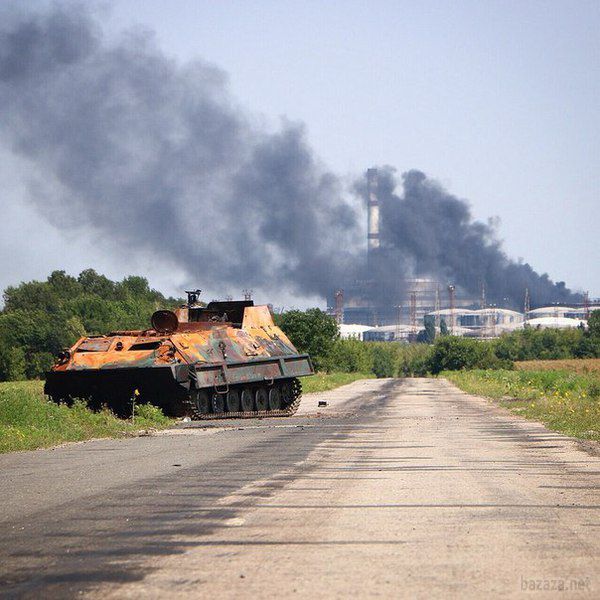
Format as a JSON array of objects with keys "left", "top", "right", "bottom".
[
  {"left": 339, "top": 305, "right": 596, "bottom": 343},
  {"left": 329, "top": 168, "right": 597, "bottom": 342}
]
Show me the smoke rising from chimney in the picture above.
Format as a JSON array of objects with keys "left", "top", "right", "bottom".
[
  {"left": 371, "top": 167, "right": 581, "bottom": 308},
  {"left": 0, "top": 3, "right": 582, "bottom": 308}
]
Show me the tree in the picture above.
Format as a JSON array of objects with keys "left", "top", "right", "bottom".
[
  {"left": 0, "top": 345, "right": 26, "bottom": 381},
  {"left": 439, "top": 318, "right": 449, "bottom": 336},
  {"left": 48, "top": 270, "right": 81, "bottom": 297},
  {"left": 324, "top": 339, "right": 373, "bottom": 373},
  {"left": 588, "top": 310, "right": 600, "bottom": 338},
  {"left": 575, "top": 310, "right": 600, "bottom": 358},
  {"left": 276, "top": 309, "right": 338, "bottom": 371},
  {"left": 428, "top": 336, "right": 507, "bottom": 374},
  {"left": 78, "top": 269, "right": 116, "bottom": 299},
  {"left": 418, "top": 315, "right": 436, "bottom": 343},
  {"left": 372, "top": 345, "right": 396, "bottom": 378},
  {"left": 0, "top": 270, "right": 183, "bottom": 382}
]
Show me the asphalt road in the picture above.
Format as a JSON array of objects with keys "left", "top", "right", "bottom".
[{"left": 1, "top": 378, "right": 599, "bottom": 599}]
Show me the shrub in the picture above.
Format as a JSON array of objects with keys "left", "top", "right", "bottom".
[
  {"left": 493, "top": 327, "right": 589, "bottom": 362},
  {"left": 0, "top": 345, "right": 27, "bottom": 381},
  {"left": 276, "top": 309, "right": 338, "bottom": 371},
  {"left": 588, "top": 381, "right": 600, "bottom": 400},
  {"left": 396, "top": 344, "right": 433, "bottom": 377},
  {"left": 319, "top": 339, "right": 434, "bottom": 378},
  {"left": 428, "top": 336, "right": 510, "bottom": 374},
  {"left": 324, "top": 339, "right": 373, "bottom": 373},
  {"left": 134, "top": 402, "right": 171, "bottom": 425},
  {"left": 372, "top": 345, "right": 396, "bottom": 378}
]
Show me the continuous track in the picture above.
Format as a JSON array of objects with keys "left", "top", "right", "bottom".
[{"left": 183, "top": 377, "right": 303, "bottom": 420}]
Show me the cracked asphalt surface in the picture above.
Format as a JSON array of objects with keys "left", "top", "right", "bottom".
[{"left": 1, "top": 378, "right": 599, "bottom": 599}]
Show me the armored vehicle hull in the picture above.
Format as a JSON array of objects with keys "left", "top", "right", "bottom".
[{"left": 45, "top": 298, "right": 313, "bottom": 419}]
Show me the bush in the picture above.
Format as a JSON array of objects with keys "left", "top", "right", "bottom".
[
  {"left": 372, "top": 345, "right": 396, "bottom": 378},
  {"left": 493, "top": 326, "right": 597, "bottom": 362},
  {"left": 134, "top": 402, "right": 172, "bottom": 426},
  {"left": 276, "top": 309, "right": 338, "bottom": 371},
  {"left": 396, "top": 344, "right": 433, "bottom": 377},
  {"left": 588, "top": 381, "right": 600, "bottom": 400},
  {"left": 323, "top": 339, "right": 373, "bottom": 373},
  {"left": 320, "top": 340, "right": 434, "bottom": 378},
  {"left": 428, "top": 336, "right": 511, "bottom": 374},
  {"left": 0, "top": 345, "right": 26, "bottom": 381}
]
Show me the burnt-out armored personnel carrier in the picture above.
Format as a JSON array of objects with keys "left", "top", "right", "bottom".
[{"left": 45, "top": 291, "right": 314, "bottom": 419}]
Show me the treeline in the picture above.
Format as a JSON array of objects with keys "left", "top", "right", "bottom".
[
  {"left": 274, "top": 308, "right": 434, "bottom": 377},
  {"left": 0, "top": 270, "right": 181, "bottom": 381},
  {"left": 2, "top": 274, "right": 599, "bottom": 383},
  {"left": 277, "top": 309, "right": 600, "bottom": 378}
]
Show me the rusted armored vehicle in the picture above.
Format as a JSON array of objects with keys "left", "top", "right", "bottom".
[{"left": 45, "top": 291, "right": 314, "bottom": 419}]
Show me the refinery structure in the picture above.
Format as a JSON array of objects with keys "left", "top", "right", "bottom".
[{"left": 329, "top": 168, "right": 598, "bottom": 342}]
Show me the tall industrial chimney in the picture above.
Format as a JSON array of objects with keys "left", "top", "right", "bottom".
[{"left": 366, "top": 168, "right": 380, "bottom": 255}]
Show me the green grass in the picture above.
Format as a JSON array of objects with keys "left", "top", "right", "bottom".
[
  {"left": 0, "top": 380, "right": 173, "bottom": 453},
  {"left": 301, "top": 371, "right": 375, "bottom": 394},
  {"left": 444, "top": 369, "right": 600, "bottom": 441},
  {"left": 1, "top": 373, "right": 374, "bottom": 453}
]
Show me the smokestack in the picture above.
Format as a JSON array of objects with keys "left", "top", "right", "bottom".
[{"left": 366, "top": 168, "right": 380, "bottom": 255}]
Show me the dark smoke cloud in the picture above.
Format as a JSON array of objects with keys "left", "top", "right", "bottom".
[
  {"left": 0, "top": 3, "right": 580, "bottom": 309},
  {"left": 374, "top": 167, "right": 581, "bottom": 308},
  {"left": 0, "top": 2, "right": 360, "bottom": 298}
]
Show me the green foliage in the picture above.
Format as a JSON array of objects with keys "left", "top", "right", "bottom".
[
  {"left": 395, "top": 344, "right": 434, "bottom": 377},
  {"left": 320, "top": 338, "right": 433, "bottom": 378},
  {"left": 276, "top": 309, "right": 339, "bottom": 371},
  {"left": 439, "top": 318, "right": 449, "bottom": 336},
  {"left": 444, "top": 369, "right": 600, "bottom": 441},
  {"left": 429, "top": 336, "right": 509, "bottom": 374},
  {"left": 0, "top": 270, "right": 182, "bottom": 381},
  {"left": 493, "top": 327, "right": 585, "bottom": 361},
  {"left": 0, "top": 345, "right": 26, "bottom": 381},
  {"left": 372, "top": 345, "right": 397, "bottom": 378},
  {"left": 588, "top": 381, "right": 600, "bottom": 400},
  {"left": 588, "top": 310, "right": 600, "bottom": 339},
  {"left": 324, "top": 338, "right": 373, "bottom": 373},
  {"left": 302, "top": 371, "right": 376, "bottom": 394},
  {"left": 133, "top": 402, "right": 172, "bottom": 424},
  {"left": 422, "top": 315, "right": 436, "bottom": 343},
  {"left": 0, "top": 380, "right": 172, "bottom": 453},
  {"left": 493, "top": 326, "right": 600, "bottom": 361}
]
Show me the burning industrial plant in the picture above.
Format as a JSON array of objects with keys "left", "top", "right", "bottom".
[
  {"left": 0, "top": 2, "right": 582, "bottom": 313},
  {"left": 352, "top": 168, "right": 581, "bottom": 309}
]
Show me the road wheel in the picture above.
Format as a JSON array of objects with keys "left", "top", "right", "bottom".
[
  {"left": 240, "top": 388, "right": 254, "bottom": 412},
  {"left": 280, "top": 381, "right": 294, "bottom": 407},
  {"left": 268, "top": 387, "right": 282, "bottom": 410},
  {"left": 212, "top": 392, "right": 225, "bottom": 413},
  {"left": 225, "top": 389, "right": 241, "bottom": 412},
  {"left": 194, "top": 390, "right": 211, "bottom": 414},
  {"left": 255, "top": 387, "right": 268, "bottom": 411}
]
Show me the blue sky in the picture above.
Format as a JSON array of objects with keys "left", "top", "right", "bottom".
[{"left": 1, "top": 0, "right": 598, "bottom": 303}]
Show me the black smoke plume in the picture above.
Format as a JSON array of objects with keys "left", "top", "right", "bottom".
[
  {"left": 0, "top": 2, "right": 360, "bottom": 298},
  {"left": 372, "top": 167, "right": 581, "bottom": 308},
  {"left": 0, "top": 3, "right": 581, "bottom": 309}
]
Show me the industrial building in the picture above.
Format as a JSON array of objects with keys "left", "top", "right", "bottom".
[
  {"left": 327, "top": 167, "right": 598, "bottom": 341},
  {"left": 525, "top": 317, "right": 586, "bottom": 330},
  {"left": 338, "top": 324, "right": 372, "bottom": 341},
  {"left": 427, "top": 308, "right": 525, "bottom": 337},
  {"left": 329, "top": 168, "right": 481, "bottom": 329},
  {"left": 527, "top": 306, "right": 576, "bottom": 319}
]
